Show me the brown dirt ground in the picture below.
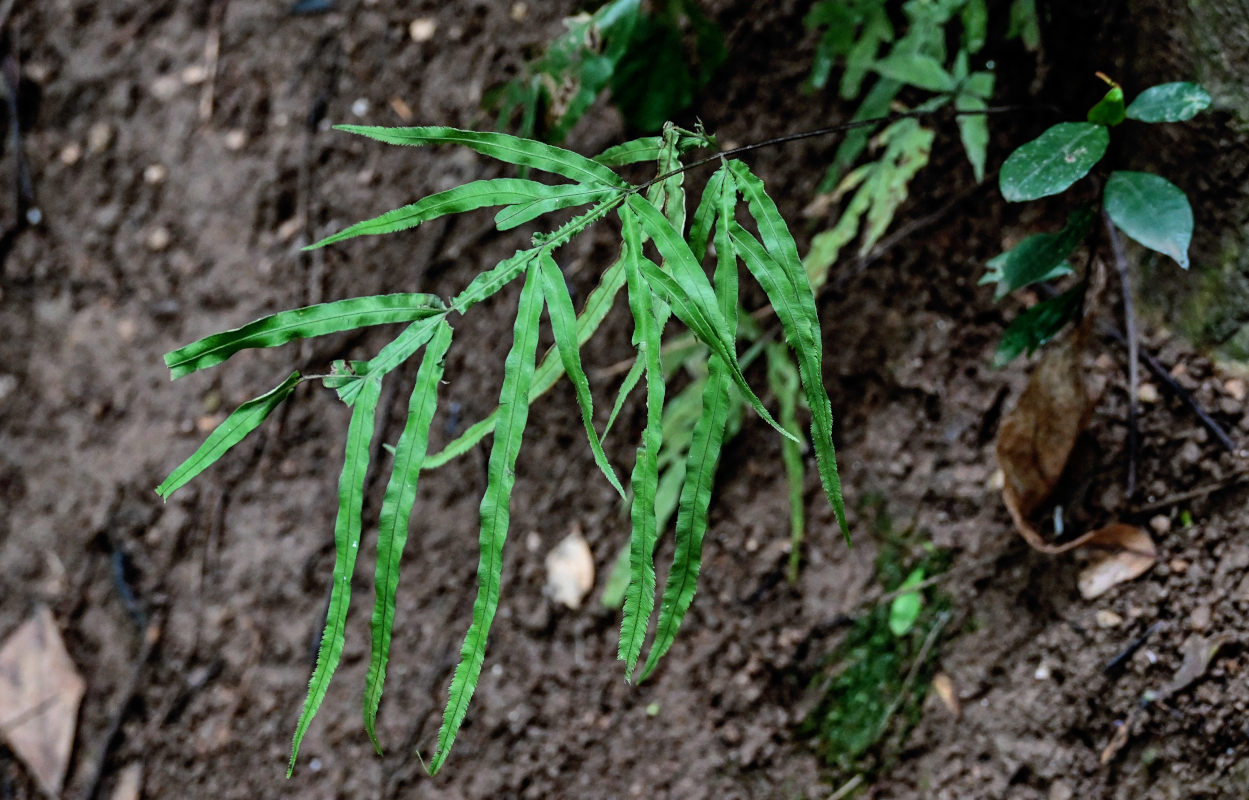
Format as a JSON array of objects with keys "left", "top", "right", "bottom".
[{"left": 2, "top": 2, "right": 1249, "bottom": 799}]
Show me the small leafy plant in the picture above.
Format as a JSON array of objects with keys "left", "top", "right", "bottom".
[
  {"left": 157, "top": 122, "right": 848, "bottom": 774},
  {"left": 985, "top": 76, "right": 1212, "bottom": 364}
]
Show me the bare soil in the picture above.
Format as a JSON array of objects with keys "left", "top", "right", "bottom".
[{"left": 3, "top": 2, "right": 1248, "bottom": 799}]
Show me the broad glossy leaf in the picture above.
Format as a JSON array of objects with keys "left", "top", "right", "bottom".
[
  {"left": 1103, "top": 171, "right": 1193, "bottom": 269},
  {"left": 431, "top": 261, "right": 543, "bottom": 775},
  {"left": 999, "top": 122, "right": 1109, "bottom": 202},
  {"left": 1125, "top": 82, "right": 1212, "bottom": 123},
  {"left": 336, "top": 125, "right": 626, "bottom": 188},
  {"left": 538, "top": 252, "right": 626, "bottom": 498},
  {"left": 156, "top": 372, "right": 301, "bottom": 499},
  {"left": 873, "top": 52, "right": 955, "bottom": 92},
  {"left": 994, "top": 286, "right": 1083, "bottom": 367},
  {"left": 289, "top": 375, "right": 382, "bottom": 776},
  {"left": 981, "top": 206, "right": 1092, "bottom": 300},
  {"left": 165, "top": 294, "right": 446, "bottom": 379},
  {"left": 307, "top": 179, "right": 565, "bottom": 249},
  {"left": 494, "top": 184, "right": 618, "bottom": 231},
  {"left": 363, "top": 320, "right": 452, "bottom": 752}
]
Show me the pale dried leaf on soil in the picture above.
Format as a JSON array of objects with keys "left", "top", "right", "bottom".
[
  {"left": 1076, "top": 524, "right": 1157, "bottom": 599},
  {"left": 0, "top": 606, "right": 86, "bottom": 797},
  {"left": 545, "top": 525, "right": 596, "bottom": 609}
]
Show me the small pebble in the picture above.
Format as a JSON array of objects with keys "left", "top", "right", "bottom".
[
  {"left": 1169, "top": 558, "right": 1189, "bottom": 574},
  {"left": 1226, "top": 378, "right": 1247, "bottom": 402},
  {"left": 1095, "top": 609, "right": 1124, "bottom": 628},
  {"left": 59, "top": 143, "right": 82, "bottom": 165},
  {"left": 87, "top": 122, "right": 114, "bottom": 153},
  {"left": 1149, "top": 515, "right": 1172, "bottom": 535},
  {"left": 1034, "top": 660, "right": 1051, "bottom": 680},
  {"left": 146, "top": 227, "right": 172, "bottom": 251},
  {"left": 409, "top": 17, "right": 436, "bottom": 42},
  {"left": 510, "top": 2, "right": 527, "bottom": 20},
  {"left": 1189, "top": 604, "right": 1212, "bottom": 631},
  {"left": 351, "top": 97, "right": 370, "bottom": 117},
  {"left": 116, "top": 318, "right": 138, "bottom": 342},
  {"left": 223, "top": 129, "right": 247, "bottom": 151},
  {"left": 1137, "top": 383, "right": 1160, "bottom": 404},
  {"left": 150, "top": 74, "right": 181, "bottom": 100},
  {"left": 143, "top": 163, "right": 168, "bottom": 184},
  {"left": 181, "top": 64, "right": 209, "bottom": 84},
  {"left": 0, "top": 374, "right": 16, "bottom": 402},
  {"left": 1179, "top": 440, "right": 1202, "bottom": 465}
]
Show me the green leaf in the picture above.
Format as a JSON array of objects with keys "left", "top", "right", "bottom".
[
  {"left": 363, "top": 320, "right": 452, "bottom": 752},
  {"left": 981, "top": 206, "right": 1092, "bottom": 300},
  {"left": 686, "top": 167, "right": 728, "bottom": 267},
  {"left": 888, "top": 568, "right": 925, "bottom": 636},
  {"left": 156, "top": 372, "right": 302, "bottom": 500},
  {"left": 431, "top": 260, "right": 544, "bottom": 775},
  {"left": 494, "top": 184, "right": 619, "bottom": 231},
  {"left": 1103, "top": 171, "right": 1194, "bottom": 269},
  {"left": 624, "top": 194, "right": 797, "bottom": 445},
  {"left": 1087, "top": 85, "right": 1126, "bottom": 126},
  {"left": 999, "top": 122, "right": 1109, "bottom": 202},
  {"left": 165, "top": 294, "right": 446, "bottom": 379},
  {"left": 618, "top": 204, "right": 666, "bottom": 679},
  {"left": 538, "top": 252, "right": 626, "bottom": 498},
  {"left": 333, "top": 316, "right": 445, "bottom": 406},
  {"left": 766, "top": 342, "right": 806, "bottom": 584},
  {"left": 961, "top": 0, "right": 988, "bottom": 52},
  {"left": 306, "top": 179, "right": 572, "bottom": 249},
  {"left": 727, "top": 163, "right": 847, "bottom": 538},
  {"left": 594, "top": 137, "right": 663, "bottom": 167},
  {"left": 336, "top": 125, "right": 627, "bottom": 188},
  {"left": 603, "top": 352, "right": 645, "bottom": 439},
  {"left": 289, "top": 375, "right": 382, "bottom": 776},
  {"left": 1125, "top": 82, "right": 1212, "bottom": 123},
  {"left": 956, "top": 94, "right": 989, "bottom": 182},
  {"left": 427, "top": 255, "right": 627, "bottom": 468},
  {"left": 1007, "top": 0, "right": 1040, "bottom": 50},
  {"left": 994, "top": 286, "right": 1083, "bottom": 367},
  {"left": 873, "top": 53, "right": 955, "bottom": 92}
]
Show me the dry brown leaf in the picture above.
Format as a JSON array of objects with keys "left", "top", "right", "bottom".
[
  {"left": 931, "top": 672, "right": 961, "bottom": 718},
  {"left": 544, "top": 524, "right": 595, "bottom": 609},
  {"left": 1160, "top": 632, "right": 1233, "bottom": 700},
  {"left": 0, "top": 606, "right": 86, "bottom": 797},
  {"left": 1077, "top": 524, "right": 1158, "bottom": 599}
]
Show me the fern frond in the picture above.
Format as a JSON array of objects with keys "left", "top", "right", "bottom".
[
  {"left": 430, "top": 260, "right": 544, "bottom": 774},
  {"left": 363, "top": 320, "right": 453, "bottom": 753},
  {"left": 289, "top": 375, "right": 382, "bottom": 776}
]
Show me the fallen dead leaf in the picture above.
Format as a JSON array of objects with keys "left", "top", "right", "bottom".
[
  {"left": 544, "top": 524, "right": 595, "bottom": 609},
  {"left": 1077, "top": 525, "right": 1157, "bottom": 599},
  {"left": 1160, "top": 632, "right": 1234, "bottom": 700},
  {"left": 0, "top": 606, "right": 86, "bottom": 797},
  {"left": 931, "top": 672, "right": 961, "bottom": 718}
]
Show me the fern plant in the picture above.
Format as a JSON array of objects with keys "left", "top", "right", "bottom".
[{"left": 157, "top": 122, "right": 848, "bottom": 774}]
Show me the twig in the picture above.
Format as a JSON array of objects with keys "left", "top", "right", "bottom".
[
  {"left": 1104, "top": 213, "right": 1140, "bottom": 498},
  {"left": 199, "top": 0, "right": 228, "bottom": 122},
  {"left": 876, "top": 610, "right": 952, "bottom": 741},
  {"left": 1129, "top": 473, "right": 1249, "bottom": 514},
  {"left": 79, "top": 617, "right": 163, "bottom": 800},
  {"left": 1103, "top": 621, "right": 1161, "bottom": 677},
  {"left": 827, "top": 774, "right": 864, "bottom": 800}
]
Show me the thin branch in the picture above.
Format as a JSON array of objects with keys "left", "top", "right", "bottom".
[{"left": 1104, "top": 213, "right": 1140, "bottom": 498}]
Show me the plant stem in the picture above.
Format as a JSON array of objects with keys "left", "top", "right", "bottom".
[{"left": 1104, "top": 213, "right": 1139, "bottom": 499}]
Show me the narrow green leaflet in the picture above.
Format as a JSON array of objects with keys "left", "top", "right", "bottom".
[
  {"left": 956, "top": 94, "right": 989, "bottom": 182},
  {"left": 619, "top": 216, "right": 665, "bottom": 679},
  {"left": 363, "top": 320, "right": 452, "bottom": 752},
  {"left": 1125, "top": 82, "right": 1212, "bottom": 123},
  {"left": 727, "top": 163, "right": 847, "bottom": 536},
  {"left": 538, "top": 252, "right": 626, "bottom": 498},
  {"left": 767, "top": 341, "right": 807, "bottom": 584},
  {"left": 999, "top": 122, "right": 1109, "bottom": 202},
  {"left": 873, "top": 52, "right": 955, "bottom": 92},
  {"left": 165, "top": 294, "right": 446, "bottom": 379},
  {"left": 603, "top": 353, "right": 646, "bottom": 438},
  {"left": 687, "top": 167, "right": 728, "bottom": 264},
  {"left": 980, "top": 206, "right": 1092, "bottom": 300},
  {"left": 624, "top": 194, "right": 796, "bottom": 445},
  {"left": 335, "top": 125, "right": 627, "bottom": 188},
  {"left": 1103, "top": 170, "right": 1194, "bottom": 269},
  {"left": 289, "top": 375, "right": 382, "bottom": 776},
  {"left": 156, "top": 372, "right": 301, "bottom": 500},
  {"left": 594, "top": 137, "right": 664, "bottom": 167},
  {"left": 332, "top": 315, "right": 444, "bottom": 407},
  {"left": 494, "top": 184, "right": 619, "bottom": 231},
  {"left": 306, "top": 179, "right": 571, "bottom": 249},
  {"left": 729, "top": 222, "right": 848, "bottom": 538},
  {"left": 431, "top": 261, "right": 544, "bottom": 775},
  {"left": 428, "top": 256, "right": 627, "bottom": 467}
]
